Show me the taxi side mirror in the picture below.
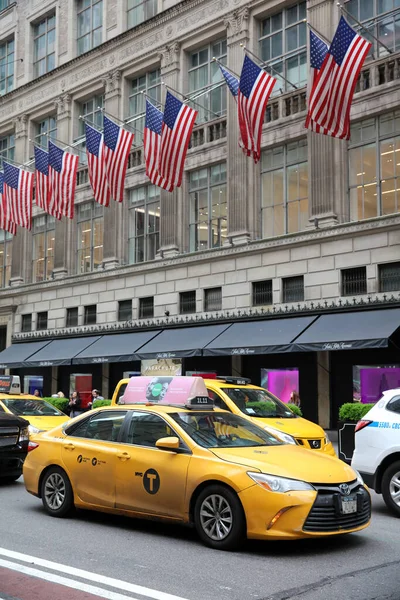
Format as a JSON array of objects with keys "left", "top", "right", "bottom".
[{"left": 155, "top": 436, "right": 180, "bottom": 451}]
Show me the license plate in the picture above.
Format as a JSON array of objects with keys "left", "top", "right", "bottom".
[{"left": 341, "top": 495, "right": 357, "bottom": 514}]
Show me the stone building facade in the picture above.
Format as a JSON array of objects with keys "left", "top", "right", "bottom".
[{"left": 0, "top": 0, "right": 400, "bottom": 427}]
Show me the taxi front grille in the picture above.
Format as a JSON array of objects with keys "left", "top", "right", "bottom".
[
  {"left": 303, "top": 484, "right": 371, "bottom": 532},
  {"left": 0, "top": 426, "right": 19, "bottom": 449}
]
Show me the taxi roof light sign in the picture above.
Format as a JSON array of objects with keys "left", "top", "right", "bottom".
[
  {"left": 0, "top": 375, "right": 21, "bottom": 394},
  {"left": 121, "top": 376, "right": 214, "bottom": 409}
]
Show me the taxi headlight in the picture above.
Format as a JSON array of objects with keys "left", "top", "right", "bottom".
[
  {"left": 28, "top": 425, "right": 42, "bottom": 434},
  {"left": 352, "top": 468, "right": 364, "bottom": 486},
  {"left": 263, "top": 426, "right": 296, "bottom": 445},
  {"left": 247, "top": 472, "right": 315, "bottom": 493},
  {"left": 324, "top": 431, "right": 331, "bottom": 445},
  {"left": 19, "top": 426, "right": 29, "bottom": 442}
]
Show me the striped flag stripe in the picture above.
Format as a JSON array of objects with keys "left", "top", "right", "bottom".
[
  {"left": 105, "top": 130, "right": 133, "bottom": 202},
  {"left": 143, "top": 128, "right": 173, "bottom": 191}
]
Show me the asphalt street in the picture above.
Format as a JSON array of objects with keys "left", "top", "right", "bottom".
[{"left": 1, "top": 474, "right": 399, "bottom": 600}]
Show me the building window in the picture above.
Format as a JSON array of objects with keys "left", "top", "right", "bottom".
[
  {"left": 32, "top": 215, "right": 55, "bottom": 282},
  {"left": 259, "top": 2, "right": 306, "bottom": 93},
  {"left": 204, "top": 287, "right": 222, "bottom": 311},
  {"left": 37, "top": 311, "right": 48, "bottom": 330},
  {"left": 252, "top": 280, "right": 273, "bottom": 306},
  {"left": 21, "top": 314, "right": 32, "bottom": 332},
  {"left": 346, "top": 0, "right": 400, "bottom": 57},
  {"left": 139, "top": 297, "right": 154, "bottom": 319},
  {"left": 283, "top": 276, "right": 304, "bottom": 303},
  {"left": 77, "top": 202, "right": 104, "bottom": 274},
  {"left": 180, "top": 291, "right": 196, "bottom": 314},
  {"left": 77, "top": 0, "right": 102, "bottom": 55},
  {"left": 261, "top": 140, "right": 308, "bottom": 238},
  {"left": 0, "top": 1, "right": 11, "bottom": 11},
  {"left": 188, "top": 39, "right": 227, "bottom": 123},
  {"left": 118, "top": 300, "right": 132, "bottom": 321},
  {"left": 349, "top": 111, "right": 400, "bottom": 221},
  {"left": 33, "top": 14, "right": 56, "bottom": 78},
  {"left": 66, "top": 307, "right": 79, "bottom": 327},
  {"left": 127, "top": 69, "right": 161, "bottom": 144},
  {"left": 84, "top": 305, "right": 97, "bottom": 325},
  {"left": 0, "top": 230, "right": 12, "bottom": 287},
  {"left": 0, "top": 38, "right": 14, "bottom": 95},
  {"left": 189, "top": 163, "right": 227, "bottom": 252},
  {"left": 0, "top": 133, "right": 14, "bottom": 167},
  {"left": 35, "top": 116, "right": 57, "bottom": 149},
  {"left": 127, "top": 0, "right": 157, "bottom": 29},
  {"left": 379, "top": 262, "right": 400, "bottom": 292},
  {"left": 128, "top": 186, "right": 160, "bottom": 263},
  {"left": 342, "top": 267, "right": 367, "bottom": 296},
  {"left": 77, "top": 94, "right": 104, "bottom": 163}
]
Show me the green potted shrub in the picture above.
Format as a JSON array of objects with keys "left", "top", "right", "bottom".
[{"left": 338, "top": 402, "right": 375, "bottom": 464}]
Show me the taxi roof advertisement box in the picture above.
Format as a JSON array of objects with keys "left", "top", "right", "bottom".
[
  {"left": 121, "top": 376, "right": 208, "bottom": 406},
  {"left": 0, "top": 375, "right": 12, "bottom": 393}
]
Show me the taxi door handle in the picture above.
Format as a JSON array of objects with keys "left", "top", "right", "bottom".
[
  {"left": 117, "top": 452, "right": 131, "bottom": 460},
  {"left": 64, "top": 443, "right": 75, "bottom": 451}
]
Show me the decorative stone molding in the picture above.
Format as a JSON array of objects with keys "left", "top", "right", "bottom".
[
  {"left": 224, "top": 6, "right": 250, "bottom": 41},
  {"left": 101, "top": 70, "right": 122, "bottom": 97},
  {"left": 53, "top": 93, "right": 71, "bottom": 119},
  {"left": 11, "top": 114, "right": 28, "bottom": 140},
  {"left": 159, "top": 42, "right": 180, "bottom": 70}
]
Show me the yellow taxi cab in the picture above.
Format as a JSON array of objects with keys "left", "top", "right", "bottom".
[
  {"left": 111, "top": 376, "right": 335, "bottom": 457},
  {"left": 0, "top": 376, "right": 70, "bottom": 434},
  {"left": 24, "top": 376, "right": 370, "bottom": 550}
]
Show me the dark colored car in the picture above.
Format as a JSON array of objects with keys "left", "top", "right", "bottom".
[{"left": 0, "top": 413, "right": 29, "bottom": 482}]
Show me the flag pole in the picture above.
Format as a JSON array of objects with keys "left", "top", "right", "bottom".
[
  {"left": 161, "top": 81, "right": 222, "bottom": 120},
  {"left": 304, "top": 21, "right": 331, "bottom": 46},
  {"left": 96, "top": 107, "right": 137, "bottom": 135},
  {"left": 43, "top": 132, "right": 81, "bottom": 154},
  {"left": 139, "top": 92, "right": 164, "bottom": 109},
  {"left": 212, "top": 57, "right": 241, "bottom": 79},
  {"left": 337, "top": 3, "right": 392, "bottom": 54},
  {"left": 1, "top": 157, "right": 34, "bottom": 171},
  {"left": 240, "top": 45, "right": 298, "bottom": 90}
]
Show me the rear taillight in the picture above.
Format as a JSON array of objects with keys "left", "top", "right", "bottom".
[
  {"left": 27, "top": 441, "right": 39, "bottom": 452},
  {"left": 355, "top": 420, "right": 372, "bottom": 432}
]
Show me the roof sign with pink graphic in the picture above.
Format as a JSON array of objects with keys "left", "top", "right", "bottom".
[{"left": 121, "top": 376, "right": 210, "bottom": 407}]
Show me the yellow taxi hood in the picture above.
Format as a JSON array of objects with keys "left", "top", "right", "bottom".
[
  {"left": 26, "top": 415, "right": 70, "bottom": 432},
  {"left": 210, "top": 445, "right": 356, "bottom": 484},
  {"left": 254, "top": 416, "right": 325, "bottom": 438}
]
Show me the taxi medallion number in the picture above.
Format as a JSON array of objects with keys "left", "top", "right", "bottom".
[{"left": 341, "top": 495, "right": 357, "bottom": 514}]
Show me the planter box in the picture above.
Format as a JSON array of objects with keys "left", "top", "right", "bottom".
[{"left": 338, "top": 421, "right": 357, "bottom": 464}]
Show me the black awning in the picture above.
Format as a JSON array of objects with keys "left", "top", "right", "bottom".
[
  {"left": 202, "top": 316, "right": 317, "bottom": 356},
  {"left": 72, "top": 331, "right": 162, "bottom": 364},
  {"left": 0, "top": 341, "right": 53, "bottom": 368},
  {"left": 136, "top": 324, "right": 232, "bottom": 359},
  {"left": 293, "top": 308, "right": 400, "bottom": 351},
  {"left": 24, "top": 336, "right": 101, "bottom": 367}
]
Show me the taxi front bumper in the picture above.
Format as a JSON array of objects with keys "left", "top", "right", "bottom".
[{"left": 239, "top": 483, "right": 371, "bottom": 540}]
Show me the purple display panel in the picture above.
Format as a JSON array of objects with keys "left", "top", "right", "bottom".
[
  {"left": 261, "top": 369, "right": 299, "bottom": 404},
  {"left": 360, "top": 367, "right": 400, "bottom": 404}
]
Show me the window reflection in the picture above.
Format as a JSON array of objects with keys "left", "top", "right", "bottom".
[
  {"left": 32, "top": 215, "right": 55, "bottom": 282},
  {"left": 77, "top": 202, "right": 104, "bottom": 273},
  {"left": 0, "top": 230, "right": 12, "bottom": 287},
  {"left": 128, "top": 185, "right": 160, "bottom": 263}
]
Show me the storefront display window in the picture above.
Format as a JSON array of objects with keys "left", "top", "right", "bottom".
[
  {"left": 353, "top": 365, "right": 400, "bottom": 404},
  {"left": 261, "top": 368, "right": 299, "bottom": 404}
]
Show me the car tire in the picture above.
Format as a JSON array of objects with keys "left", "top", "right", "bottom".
[
  {"left": 382, "top": 461, "right": 400, "bottom": 518},
  {"left": 41, "top": 467, "right": 74, "bottom": 518},
  {"left": 194, "top": 484, "right": 246, "bottom": 550}
]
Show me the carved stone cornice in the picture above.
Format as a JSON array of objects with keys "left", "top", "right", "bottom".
[
  {"left": 53, "top": 93, "right": 71, "bottom": 118},
  {"left": 159, "top": 42, "right": 180, "bottom": 71},
  {"left": 101, "top": 70, "right": 122, "bottom": 97},
  {"left": 224, "top": 6, "right": 249, "bottom": 42},
  {"left": 11, "top": 114, "right": 28, "bottom": 139}
]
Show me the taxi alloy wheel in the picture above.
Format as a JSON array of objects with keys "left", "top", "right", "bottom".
[
  {"left": 41, "top": 467, "right": 74, "bottom": 518},
  {"left": 194, "top": 484, "right": 245, "bottom": 550},
  {"left": 382, "top": 461, "right": 400, "bottom": 517}
]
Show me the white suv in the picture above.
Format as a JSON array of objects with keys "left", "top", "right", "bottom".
[{"left": 352, "top": 389, "right": 400, "bottom": 517}]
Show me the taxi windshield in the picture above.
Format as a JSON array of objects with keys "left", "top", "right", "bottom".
[
  {"left": 221, "top": 387, "right": 296, "bottom": 419},
  {"left": 1, "top": 398, "right": 64, "bottom": 417},
  {"left": 171, "top": 411, "right": 283, "bottom": 448}
]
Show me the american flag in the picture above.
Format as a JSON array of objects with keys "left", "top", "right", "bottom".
[
  {"left": 306, "top": 17, "right": 371, "bottom": 140},
  {"left": 103, "top": 116, "right": 134, "bottom": 203},
  {"left": 305, "top": 29, "right": 329, "bottom": 134},
  {"left": 85, "top": 123, "right": 111, "bottom": 207},
  {"left": 48, "top": 140, "right": 78, "bottom": 219},
  {"left": 0, "top": 172, "right": 17, "bottom": 235},
  {"left": 144, "top": 100, "right": 174, "bottom": 192},
  {"left": 3, "top": 161, "right": 33, "bottom": 230},
  {"left": 238, "top": 55, "right": 276, "bottom": 164},
  {"left": 219, "top": 64, "right": 239, "bottom": 97},
  {"left": 34, "top": 146, "right": 61, "bottom": 219},
  {"left": 158, "top": 91, "right": 197, "bottom": 188}
]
